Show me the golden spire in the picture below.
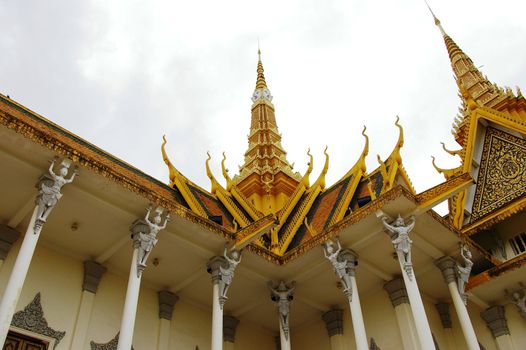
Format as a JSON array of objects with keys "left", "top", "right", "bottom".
[
  {"left": 424, "top": 1, "right": 446, "bottom": 36},
  {"left": 234, "top": 49, "right": 301, "bottom": 214},
  {"left": 256, "top": 48, "right": 268, "bottom": 90},
  {"left": 426, "top": 2, "right": 507, "bottom": 109}
]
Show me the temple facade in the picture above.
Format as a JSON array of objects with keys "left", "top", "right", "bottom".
[{"left": 0, "top": 9, "right": 525, "bottom": 350}]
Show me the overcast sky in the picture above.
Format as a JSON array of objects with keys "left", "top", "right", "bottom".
[{"left": 1, "top": 0, "right": 526, "bottom": 212}]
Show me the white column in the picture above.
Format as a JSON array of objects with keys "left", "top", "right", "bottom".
[
  {"left": 212, "top": 283, "right": 223, "bottom": 350},
  {"left": 70, "top": 291, "right": 95, "bottom": 348},
  {"left": 0, "top": 158, "right": 76, "bottom": 345},
  {"left": 435, "top": 303, "right": 457, "bottom": 350},
  {"left": 157, "top": 290, "right": 178, "bottom": 350},
  {"left": 0, "top": 208, "right": 39, "bottom": 345},
  {"left": 158, "top": 319, "right": 171, "bottom": 350},
  {"left": 279, "top": 317, "right": 291, "bottom": 350},
  {"left": 117, "top": 248, "right": 142, "bottom": 350},
  {"left": 384, "top": 278, "right": 419, "bottom": 350},
  {"left": 268, "top": 281, "right": 295, "bottom": 350},
  {"left": 70, "top": 260, "right": 107, "bottom": 349},
  {"left": 349, "top": 275, "right": 368, "bottom": 350},
  {"left": 329, "top": 334, "right": 344, "bottom": 350},
  {"left": 481, "top": 306, "right": 516, "bottom": 350},
  {"left": 223, "top": 315, "right": 239, "bottom": 350},
  {"left": 381, "top": 215, "right": 434, "bottom": 349},
  {"left": 322, "top": 242, "right": 368, "bottom": 350},
  {"left": 207, "top": 249, "right": 241, "bottom": 350},
  {"left": 435, "top": 256, "right": 480, "bottom": 350},
  {"left": 401, "top": 263, "right": 435, "bottom": 349},
  {"left": 322, "top": 309, "right": 344, "bottom": 350},
  {"left": 118, "top": 208, "right": 169, "bottom": 350}
]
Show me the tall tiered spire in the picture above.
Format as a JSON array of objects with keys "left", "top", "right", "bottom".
[
  {"left": 255, "top": 49, "right": 268, "bottom": 90},
  {"left": 426, "top": 2, "right": 505, "bottom": 109},
  {"left": 233, "top": 50, "right": 300, "bottom": 214}
]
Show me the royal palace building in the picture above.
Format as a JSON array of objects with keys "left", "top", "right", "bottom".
[{"left": 0, "top": 7, "right": 525, "bottom": 350}]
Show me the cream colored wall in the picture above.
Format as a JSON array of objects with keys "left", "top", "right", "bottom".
[
  {"left": 170, "top": 300, "right": 211, "bottom": 349},
  {"left": 360, "top": 289, "right": 403, "bottom": 350},
  {"left": 291, "top": 319, "right": 331, "bottom": 350},
  {"left": 235, "top": 319, "right": 276, "bottom": 350}
]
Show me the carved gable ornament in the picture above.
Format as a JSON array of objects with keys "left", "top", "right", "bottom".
[
  {"left": 11, "top": 293, "right": 65, "bottom": 349},
  {"left": 90, "top": 332, "right": 134, "bottom": 350},
  {"left": 471, "top": 127, "right": 526, "bottom": 222}
]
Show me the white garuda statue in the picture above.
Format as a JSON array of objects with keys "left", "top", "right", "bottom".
[
  {"left": 506, "top": 284, "right": 526, "bottom": 320},
  {"left": 218, "top": 246, "right": 242, "bottom": 303},
  {"left": 268, "top": 281, "right": 296, "bottom": 339},
  {"left": 136, "top": 206, "right": 170, "bottom": 271},
  {"left": 323, "top": 238, "right": 353, "bottom": 300},
  {"left": 382, "top": 215, "right": 416, "bottom": 279},
  {"left": 35, "top": 158, "right": 77, "bottom": 230},
  {"left": 457, "top": 244, "right": 473, "bottom": 303}
]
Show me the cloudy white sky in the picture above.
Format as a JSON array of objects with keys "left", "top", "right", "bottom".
[{"left": 1, "top": 0, "right": 526, "bottom": 207}]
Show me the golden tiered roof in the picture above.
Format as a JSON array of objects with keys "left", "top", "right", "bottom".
[{"left": 161, "top": 51, "right": 419, "bottom": 256}]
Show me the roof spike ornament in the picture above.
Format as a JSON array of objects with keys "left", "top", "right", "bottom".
[{"left": 424, "top": 0, "right": 446, "bottom": 36}]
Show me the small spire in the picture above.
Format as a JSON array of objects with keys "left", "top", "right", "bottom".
[
  {"left": 256, "top": 47, "right": 268, "bottom": 90},
  {"left": 425, "top": 1, "right": 446, "bottom": 36}
]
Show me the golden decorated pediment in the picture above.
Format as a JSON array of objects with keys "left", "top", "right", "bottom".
[{"left": 471, "top": 127, "right": 526, "bottom": 222}]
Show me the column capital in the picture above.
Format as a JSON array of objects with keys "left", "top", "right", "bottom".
[
  {"left": 34, "top": 158, "right": 77, "bottom": 231},
  {"left": 82, "top": 260, "right": 107, "bottom": 293},
  {"left": 321, "top": 309, "right": 343, "bottom": 337},
  {"left": 0, "top": 224, "right": 20, "bottom": 260},
  {"left": 481, "top": 305, "right": 510, "bottom": 338},
  {"left": 158, "top": 290, "right": 179, "bottom": 320},
  {"left": 434, "top": 256, "right": 457, "bottom": 284},
  {"left": 323, "top": 238, "right": 357, "bottom": 301},
  {"left": 435, "top": 303, "right": 452, "bottom": 329},
  {"left": 206, "top": 256, "right": 229, "bottom": 284},
  {"left": 383, "top": 278, "right": 409, "bottom": 307},
  {"left": 207, "top": 251, "right": 241, "bottom": 309},
  {"left": 223, "top": 315, "right": 240, "bottom": 343}
]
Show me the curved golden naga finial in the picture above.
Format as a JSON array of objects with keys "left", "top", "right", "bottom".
[
  {"left": 359, "top": 126, "right": 369, "bottom": 173},
  {"left": 205, "top": 152, "right": 219, "bottom": 194},
  {"left": 431, "top": 156, "right": 460, "bottom": 179},
  {"left": 221, "top": 152, "right": 233, "bottom": 192},
  {"left": 205, "top": 152, "right": 213, "bottom": 179},
  {"left": 441, "top": 142, "right": 462, "bottom": 157},
  {"left": 161, "top": 135, "right": 178, "bottom": 187},
  {"left": 300, "top": 148, "right": 314, "bottom": 188},
  {"left": 318, "top": 146, "right": 330, "bottom": 190},
  {"left": 392, "top": 116, "right": 404, "bottom": 164}
]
